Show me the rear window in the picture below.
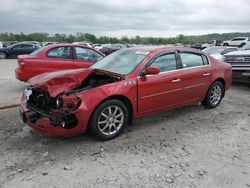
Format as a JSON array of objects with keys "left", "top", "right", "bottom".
[
  {"left": 179, "top": 52, "right": 208, "bottom": 68},
  {"left": 30, "top": 47, "right": 45, "bottom": 56},
  {"left": 47, "top": 46, "right": 72, "bottom": 59}
]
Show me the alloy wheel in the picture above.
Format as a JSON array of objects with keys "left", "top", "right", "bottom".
[
  {"left": 209, "top": 84, "right": 222, "bottom": 106},
  {"left": 97, "top": 105, "right": 124, "bottom": 136}
]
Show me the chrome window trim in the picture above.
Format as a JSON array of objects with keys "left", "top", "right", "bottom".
[{"left": 137, "top": 50, "right": 211, "bottom": 78}]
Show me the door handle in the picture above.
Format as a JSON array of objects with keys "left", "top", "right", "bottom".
[
  {"left": 203, "top": 72, "right": 210, "bottom": 76},
  {"left": 172, "top": 78, "right": 181, "bottom": 83}
]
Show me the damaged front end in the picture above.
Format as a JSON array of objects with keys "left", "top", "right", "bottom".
[
  {"left": 22, "top": 86, "right": 81, "bottom": 129},
  {"left": 20, "top": 68, "right": 124, "bottom": 131}
]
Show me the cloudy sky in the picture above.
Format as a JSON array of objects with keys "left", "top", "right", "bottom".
[{"left": 0, "top": 0, "right": 250, "bottom": 37}]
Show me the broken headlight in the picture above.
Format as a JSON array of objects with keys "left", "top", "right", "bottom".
[
  {"left": 56, "top": 95, "right": 82, "bottom": 111},
  {"left": 56, "top": 97, "right": 63, "bottom": 108}
]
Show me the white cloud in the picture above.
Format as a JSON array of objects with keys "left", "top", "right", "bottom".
[{"left": 0, "top": 0, "right": 250, "bottom": 37}]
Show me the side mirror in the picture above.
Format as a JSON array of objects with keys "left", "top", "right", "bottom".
[{"left": 143, "top": 66, "right": 160, "bottom": 76}]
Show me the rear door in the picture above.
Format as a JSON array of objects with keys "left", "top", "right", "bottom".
[
  {"left": 73, "top": 47, "right": 103, "bottom": 68},
  {"left": 137, "top": 52, "right": 184, "bottom": 114},
  {"left": 21, "top": 44, "right": 37, "bottom": 55},
  {"left": 177, "top": 52, "right": 212, "bottom": 103}
]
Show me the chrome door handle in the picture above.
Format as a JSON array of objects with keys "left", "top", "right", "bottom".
[
  {"left": 172, "top": 78, "right": 181, "bottom": 83},
  {"left": 203, "top": 72, "right": 210, "bottom": 76}
]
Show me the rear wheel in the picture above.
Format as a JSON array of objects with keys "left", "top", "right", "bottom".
[
  {"left": 240, "top": 43, "right": 246, "bottom": 48},
  {"left": 223, "top": 43, "right": 229, "bottom": 46},
  {"left": 90, "top": 99, "right": 129, "bottom": 140},
  {"left": 202, "top": 81, "right": 224, "bottom": 108},
  {"left": 0, "top": 52, "right": 7, "bottom": 59}
]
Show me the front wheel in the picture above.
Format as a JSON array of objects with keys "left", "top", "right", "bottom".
[
  {"left": 202, "top": 81, "right": 224, "bottom": 109},
  {"left": 90, "top": 99, "right": 129, "bottom": 140}
]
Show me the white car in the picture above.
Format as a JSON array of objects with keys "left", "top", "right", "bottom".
[{"left": 222, "top": 37, "right": 249, "bottom": 47}]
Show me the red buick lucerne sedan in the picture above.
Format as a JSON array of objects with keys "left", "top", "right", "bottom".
[
  {"left": 15, "top": 44, "right": 104, "bottom": 81},
  {"left": 19, "top": 46, "right": 232, "bottom": 140}
]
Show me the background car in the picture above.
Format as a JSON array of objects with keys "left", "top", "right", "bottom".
[
  {"left": 72, "top": 41, "right": 93, "bottom": 48},
  {"left": 99, "top": 44, "right": 127, "bottom": 55},
  {"left": 15, "top": 43, "right": 105, "bottom": 81},
  {"left": 2, "top": 41, "right": 18, "bottom": 48},
  {"left": 203, "top": 46, "right": 238, "bottom": 61},
  {"left": 224, "top": 49, "right": 250, "bottom": 83},
  {"left": 240, "top": 43, "right": 250, "bottom": 50},
  {"left": 201, "top": 40, "right": 221, "bottom": 50},
  {"left": 42, "top": 42, "right": 58, "bottom": 46},
  {"left": 19, "top": 46, "right": 232, "bottom": 140},
  {"left": 222, "top": 37, "right": 250, "bottom": 47},
  {"left": 0, "top": 42, "right": 40, "bottom": 59}
]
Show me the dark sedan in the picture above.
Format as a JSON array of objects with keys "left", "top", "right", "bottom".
[
  {"left": 0, "top": 43, "right": 40, "bottom": 59},
  {"left": 100, "top": 44, "right": 126, "bottom": 55}
]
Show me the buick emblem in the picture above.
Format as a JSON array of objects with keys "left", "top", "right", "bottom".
[{"left": 235, "top": 57, "right": 245, "bottom": 61}]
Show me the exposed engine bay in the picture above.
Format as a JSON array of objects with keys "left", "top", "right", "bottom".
[{"left": 23, "top": 71, "right": 123, "bottom": 129}]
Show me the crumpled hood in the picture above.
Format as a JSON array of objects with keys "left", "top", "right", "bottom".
[{"left": 28, "top": 68, "right": 94, "bottom": 97}]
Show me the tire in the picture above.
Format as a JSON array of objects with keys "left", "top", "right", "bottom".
[
  {"left": 90, "top": 99, "right": 129, "bottom": 140},
  {"left": 0, "top": 52, "right": 7, "bottom": 59},
  {"left": 223, "top": 43, "right": 229, "bottom": 46},
  {"left": 202, "top": 81, "right": 224, "bottom": 109},
  {"left": 240, "top": 43, "right": 246, "bottom": 48}
]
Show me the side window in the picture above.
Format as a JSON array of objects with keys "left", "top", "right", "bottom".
[
  {"left": 22, "top": 44, "right": 32, "bottom": 48},
  {"left": 232, "top": 38, "right": 244, "bottom": 41},
  {"left": 150, "top": 53, "right": 177, "bottom": 72},
  {"left": 47, "top": 46, "right": 72, "bottom": 59},
  {"left": 12, "top": 44, "right": 22, "bottom": 49},
  {"left": 179, "top": 53, "right": 205, "bottom": 68},
  {"left": 75, "top": 47, "right": 102, "bottom": 61}
]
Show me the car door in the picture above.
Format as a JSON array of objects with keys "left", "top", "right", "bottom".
[
  {"left": 231, "top": 38, "right": 243, "bottom": 46},
  {"left": 177, "top": 52, "right": 212, "bottom": 104},
  {"left": 137, "top": 52, "right": 184, "bottom": 115},
  {"left": 21, "top": 44, "right": 36, "bottom": 55},
  {"left": 9, "top": 44, "right": 23, "bottom": 57},
  {"left": 31, "top": 46, "right": 74, "bottom": 76},
  {"left": 73, "top": 47, "right": 103, "bottom": 68}
]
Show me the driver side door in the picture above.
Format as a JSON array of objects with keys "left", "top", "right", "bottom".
[{"left": 137, "top": 52, "right": 184, "bottom": 115}]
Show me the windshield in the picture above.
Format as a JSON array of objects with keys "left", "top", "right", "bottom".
[{"left": 91, "top": 49, "right": 148, "bottom": 75}]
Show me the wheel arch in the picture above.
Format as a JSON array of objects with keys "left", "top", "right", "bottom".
[
  {"left": 211, "top": 78, "right": 225, "bottom": 97},
  {"left": 87, "top": 95, "right": 134, "bottom": 129}
]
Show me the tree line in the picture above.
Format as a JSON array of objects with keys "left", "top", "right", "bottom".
[{"left": 0, "top": 32, "right": 250, "bottom": 45}]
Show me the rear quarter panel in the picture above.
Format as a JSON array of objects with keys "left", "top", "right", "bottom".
[{"left": 208, "top": 56, "right": 232, "bottom": 91}]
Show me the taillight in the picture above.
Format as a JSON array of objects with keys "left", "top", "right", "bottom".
[{"left": 19, "top": 62, "right": 25, "bottom": 68}]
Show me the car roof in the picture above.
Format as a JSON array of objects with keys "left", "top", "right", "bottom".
[
  {"left": 127, "top": 46, "right": 202, "bottom": 53},
  {"left": 46, "top": 43, "right": 94, "bottom": 48}
]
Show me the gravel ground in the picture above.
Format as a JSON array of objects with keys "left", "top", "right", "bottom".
[
  {"left": 0, "top": 59, "right": 250, "bottom": 188},
  {"left": 0, "top": 59, "right": 27, "bottom": 106}
]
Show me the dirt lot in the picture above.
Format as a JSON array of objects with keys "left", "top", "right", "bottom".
[{"left": 0, "top": 59, "right": 250, "bottom": 188}]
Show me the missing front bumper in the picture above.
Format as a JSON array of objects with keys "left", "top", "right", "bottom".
[{"left": 20, "top": 106, "right": 78, "bottom": 129}]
